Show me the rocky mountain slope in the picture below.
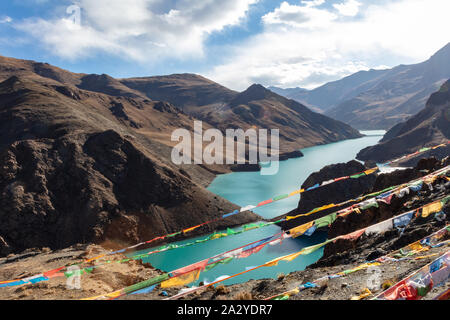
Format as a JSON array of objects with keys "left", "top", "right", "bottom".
[
  {"left": 1, "top": 157, "right": 447, "bottom": 301},
  {"left": 120, "top": 75, "right": 363, "bottom": 153},
  {"left": 181, "top": 157, "right": 450, "bottom": 300},
  {"left": 357, "top": 80, "right": 450, "bottom": 163},
  {"left": 0, "top": 58, "right": 261, "bottom": 256}
]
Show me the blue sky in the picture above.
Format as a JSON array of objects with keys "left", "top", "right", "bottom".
[{"left": 0, "top": 0, "right": 449, "bottom": 90}]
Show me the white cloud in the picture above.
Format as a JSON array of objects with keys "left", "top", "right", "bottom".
[
  {"left": 262, "top": 1, "right": 337, "bottom": 28},
  {"left": 207, "top": 0, "right": 450, "bottom": 91},
  {"left": 333, "top": 0, "right": 362, "bottom": 17},
  {"left": 0, "top": 16, "right": 13, "bottom": 24},
  {"left": 15, "top": 0, "right": 258, "bottom": 61}
]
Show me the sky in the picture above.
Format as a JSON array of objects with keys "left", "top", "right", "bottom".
[{"left": 0, "top": 0, "right": 449, "bottom": 91}]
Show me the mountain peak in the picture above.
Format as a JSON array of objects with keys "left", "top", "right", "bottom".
[
  {"left": 234, "top": 84, "right": 276, "bottom": 103},
  {"left": 429, "top": 42, "right": 450, "bottom": 61}
]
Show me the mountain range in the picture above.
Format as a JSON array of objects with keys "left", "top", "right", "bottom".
[
  {"left": 0, "top": 55, "right": 361, "bottom": 255},
  {"left": 270, "top": 42, "right": 450, "bottom": 130},
  {"left": 120, "top": 74, "right": 362, "bottom": 153},
  {"left": 356, "top": 79, "right": 450, "bottom": 163}
]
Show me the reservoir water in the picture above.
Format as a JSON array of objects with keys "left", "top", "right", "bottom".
[{"left": 133, "top": 131, "right": 385, "bottom": 286}]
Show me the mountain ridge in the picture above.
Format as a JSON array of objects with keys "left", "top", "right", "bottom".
[
  {"left": 356, "top": 79, "right": 450, "bottom": 163},
  {"left": 270, "top": 43, "right": 450, "bottom": 130}
]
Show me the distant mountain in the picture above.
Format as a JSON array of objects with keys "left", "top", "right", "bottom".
[
  {"left": 120, "top": 74, "right": 237, "bottom": 112},
  {"left": 270, "top": 43, "right": 450, "bottom": 131},
  {"left": 0, "top": 56, "right": 260, "bottom": 255},
  {"left": 326, "top": 43, "right": 450, "bottom": 130},
  {"left": 269, "top": 68, "right": 389, "bottom": 113},
  {"left": 357, "top": 79, "right": 450, "bottom": 163},
  {"left": 120, "top": 77, "right": 363, "bottom": 154}
]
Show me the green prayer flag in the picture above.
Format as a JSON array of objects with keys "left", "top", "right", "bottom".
[
  {"left": 315, "top": 213, "right": 337, "bottom": 228},
  {"left": 274, "top": 295, "right": 290, "bottom": 300},
  {"left": 273, "top": 194, "right": 289, "bottom": 201},
  {"left": 123, "top": 273, "right": 170, "bottom": 295},
  {"left": 204, "top": 257, "right": 234, "bottom": 272}
]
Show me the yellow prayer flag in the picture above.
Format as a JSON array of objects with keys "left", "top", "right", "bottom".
[
  {"left": 351, "top": 288, "right": 372, "bottom": 300},
  {"left": 408, "top": 242, "right": 423, "bottom": 251},
  {"left": 106, "top": 291, "right": 123, "bottom": 299},
  {"left": 183, "top": 226, "right": 200, "bottom": 234},
  {"left": 288, "top": 221, "right": 314, "bottom": 238},
  {"left": 364, "top": 168, "right": 378, "bottom": 175},
  {"left": 421, "top": 202, "right": 443, "bottom": 218},
  {"left": 285, "top": 288, "right": 300, "bottom": 296},
  {"left": 160, "top": 269, "right": 201, "bottom": 288},
  {"left": 211, "top": 233, "right": 227, "bottom": 240},
  {"left": 85, "top": 254, "right": 106, "bottom": 263},
  {"left": 264, "top": 251, "right": 304, "bottom": 267},
  {"left": 289, "top": 189, "right": 304, "bottom": 197},
  {"left": 423, "top": 176, "right": 438, "bottom": 184}
]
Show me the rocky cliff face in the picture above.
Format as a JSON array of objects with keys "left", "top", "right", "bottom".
[
  {"left": 0, "top": 65, "right": 259, "bottom": 256},
  {"left": 313, "top": 157, "right": 449, "bottom": 267},
  {"left": 357, "top": 79, "right": 450, "bottom": 164},
  {"left": 121, "top": 76, "right": 363, "bottom": 153},
  {"left": 278, "top": 160, "right": 376, "bottom": 230},
  {"left": 278, "top": 157, "right": 447, "bottom": 232}
]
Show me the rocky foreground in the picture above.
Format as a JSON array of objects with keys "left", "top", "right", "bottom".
[{"left": 1, "top": 157, "right": 448, "bottom": 300}]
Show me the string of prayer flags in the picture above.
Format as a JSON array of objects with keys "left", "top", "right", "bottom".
[
  {"left": 374, "top": 251, "right": 449, "bottom": 300},
  {"left": 167, "top": 225, "right": 449, "bottom": 301},
  {"left": 3, "top": 164, "right": 448, "bottom": 290},
  {"left": 266, "top": 227, "right": 450, "bottom": 301}
]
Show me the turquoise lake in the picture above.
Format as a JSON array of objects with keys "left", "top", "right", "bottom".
[{"left": 133, "top": 130, "right": 385, "bottom": 286}]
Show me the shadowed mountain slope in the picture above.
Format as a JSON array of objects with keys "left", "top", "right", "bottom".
[{"left": 357, "top": 80, "right": 450, "bottom": 163}]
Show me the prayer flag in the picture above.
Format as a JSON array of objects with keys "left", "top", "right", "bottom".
[
  {"left": 160, "top": 269, "right": 202, "bottom": 288},
  {"left": 422, "top": 202, "right": 443, "bottom": 218}
]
